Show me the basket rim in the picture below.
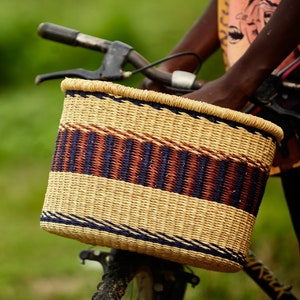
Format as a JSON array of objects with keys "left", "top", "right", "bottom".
[{"left": 61, "top": 78, "right": 283, "bottom": 142}]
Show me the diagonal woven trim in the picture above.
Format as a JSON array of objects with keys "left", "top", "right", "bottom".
[
  {"left": 61, "top": 78, "right": 283, "bottom": 142},
  {"left": 52, "top": 126, "right": 269, "bottom": 215},
  {"left": 40, "top": 211, "right": 246, "bottom": 266},
  {"left": 59, "top": 122, "right": 272, "bottom": 170}
]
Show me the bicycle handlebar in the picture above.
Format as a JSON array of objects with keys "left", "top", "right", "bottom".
[
  {"left": 36, "top": 23, "right": 201, "bottom": 90},
  {"left": 38, "top": 22, "right": 112, "bottom": 51},
  {"left": 36, "top": 23, "right": 300, "bottom": 120}
]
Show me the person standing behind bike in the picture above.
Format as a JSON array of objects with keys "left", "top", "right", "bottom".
[{"left": 141, "top": 0, "right": 300, "bottom": 247}]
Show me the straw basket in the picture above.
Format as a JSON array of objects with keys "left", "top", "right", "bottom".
[{"left": 41, "top": 78, "right": 283, "bottom": 272}]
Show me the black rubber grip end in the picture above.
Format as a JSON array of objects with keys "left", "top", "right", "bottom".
[{"left": 38, "top": 22, "right": 79, "bottom": 46}]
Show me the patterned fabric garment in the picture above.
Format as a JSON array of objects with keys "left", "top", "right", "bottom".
[
  {"left": 217, "top": 0, "right": 299, "bottom": 71},
  {"left": 217, "top": 0, "right": 300, "bottom": 174}
]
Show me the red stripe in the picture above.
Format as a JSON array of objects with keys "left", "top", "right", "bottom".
[
  {"left": 74, "top": 130, "right": 89, "bottom": 175},
  {"left": 109, "top": 137, "right": 128, "bottom": 181},
  {"left": 182, "top": 152, "right": 200, "bottom": 196},
  {"left": 87, "top": 134, "right": 105, "bottom": 177},
  {"left": 164, "top": 148, "right": 181, "bottom": 192}
]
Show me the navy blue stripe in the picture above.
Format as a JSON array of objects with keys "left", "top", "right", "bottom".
[
  {"left": 102, "top": 135, "right": 115, "bottom": 178},
  {"left": 192, "top": 156, "right": 209, "bottom": 199},
  {"left": 120, "top": 139, "right": 135, "bottom": 181},
  {"left": 138, "top": 142, "right": 153, "bottom": 186},
  {"left": 69, "top": 130, "right": 80, "bottom": 173},
  {"left": 156, "top": 146, "right": 171, "bottom": 189},
  {"left": 173, "top": 150, "right": 189, "bottom": 194},
  {"left": 231, "top": 162, "right": 248, "bottom": 208},
  {"left": 84, "top": 131, "right": 97, "bottom": 175},
  {"left": 41, "top": 211, "right": 245, "bottom": 266},
  {"left": 212, "top": 160, "right": 229, "bottom": 202},
  {"left": 246, "top": 168, "right": 265, "bottom": 216}
]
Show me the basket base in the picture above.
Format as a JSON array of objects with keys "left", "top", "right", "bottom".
[{"left": 41, "top": 172, "right": 256, "bottom": 272}]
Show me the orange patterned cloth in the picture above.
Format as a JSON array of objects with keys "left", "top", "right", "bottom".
[
  {"left": 217, "top": 0, "right": 300, "bottom": 175},
  {"left": 217, "top": 0, "right": 299, "bottom": 71}
]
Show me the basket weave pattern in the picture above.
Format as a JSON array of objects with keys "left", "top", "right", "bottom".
[{"left": 41, "top": 79, "right": 283, "bottom": 272}]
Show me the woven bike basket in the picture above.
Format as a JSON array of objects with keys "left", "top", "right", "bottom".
[{"left": 41, "top": 78, "right": 283, "bottom": 272}]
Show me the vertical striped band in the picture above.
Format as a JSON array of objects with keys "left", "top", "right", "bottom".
[{"left": 52, "top": 122, "right": 269, "bottom": 216}]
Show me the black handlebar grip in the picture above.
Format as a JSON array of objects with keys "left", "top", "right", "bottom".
[{"left": 38, "top": 22, "right": 80, "bottom": 46}]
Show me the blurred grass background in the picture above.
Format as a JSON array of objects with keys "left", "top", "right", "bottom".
[{"left": 0, "top": 0, "right": 299, "bottom": 299}]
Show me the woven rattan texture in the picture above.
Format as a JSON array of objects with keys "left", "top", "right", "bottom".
[{"left": 41, "top": 79, "right": 283, "bottom": 272}]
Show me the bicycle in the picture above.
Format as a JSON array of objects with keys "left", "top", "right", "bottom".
[{"left": 36, "top": 22, "right": 299, "bottom": 300}]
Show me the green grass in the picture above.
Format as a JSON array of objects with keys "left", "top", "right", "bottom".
[{"left": 1, "top": 0, "right": 299, "bottom": 299}]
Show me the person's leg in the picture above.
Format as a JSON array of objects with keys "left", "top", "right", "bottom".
[{"left": 280, "top": 167, "right": 300, "bottom": 247}]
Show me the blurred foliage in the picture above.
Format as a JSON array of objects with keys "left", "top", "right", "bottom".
[{"left": 0, "top": 0, "right": 299, "bottom": 299}]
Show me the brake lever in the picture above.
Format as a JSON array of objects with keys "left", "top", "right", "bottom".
[
  {"left": 35, "top": 41, "right": 133, "bottom": 85},
  {"left": 35, "top": 68, "right": 102, "bottom": 85}
]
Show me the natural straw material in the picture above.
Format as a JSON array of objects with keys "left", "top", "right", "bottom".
[{"left": 41, "top": 78, "right": 283, "bottom": 272}]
